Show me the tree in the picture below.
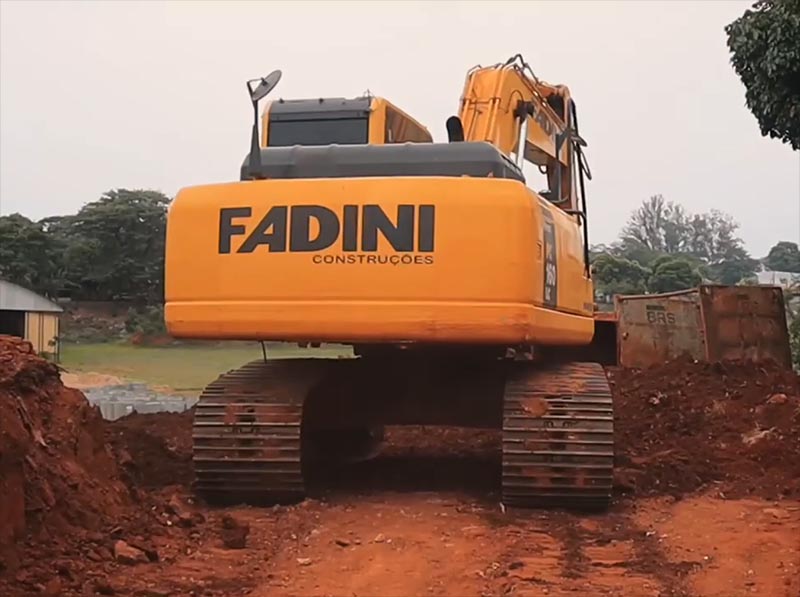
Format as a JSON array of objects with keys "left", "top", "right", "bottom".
[
  {"left": 725, "top": 0, "right": 800, "bottom": 150},
  {"left": 620, "top": 195, "right": 691, "bottom": 258},
  {"left": 647, "top": 256, "right": 702, "bottom": 294},
  {"left": 784, "top": 280, "right": 800, "bottom": 369},
  {"left": 620, "top": 196, "right": 751, "bottom": 264},
  {"left": 60, "top": 189, "right": 171, "bottom": 303},
  {"left": 790, "top": 316, "right": 800, "bottom": 370},
  {"left": 686, "top": 209, "right": 749, "bottom": 263},
  {"left": 707, "top": 257, "right": 760, "bottom": 285},
  {"left": 765, "top": 241, "right": 800, "bottom": 272},
  {"left": 0, "top": 214, "right": 64, "bottom": 297},
  {"left": 589, "top": 243, "right": 618, "bottom": 258},
  {"left": 1, "top": 189, "right": 170, "bottom": 304},
  {"left": 591, "top": 253, "right": 650, "bottom": 296},
  {"left": 617, "top": 196, "right": 757, "bottom": 284}
]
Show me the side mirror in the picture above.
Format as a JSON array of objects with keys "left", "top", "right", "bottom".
[{"left": 245, "top": 70, "right": 282, "bottom": 180}]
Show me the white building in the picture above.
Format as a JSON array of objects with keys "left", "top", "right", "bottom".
[{"left": 756, "top": 270, "right": 800, "bottom": 289}]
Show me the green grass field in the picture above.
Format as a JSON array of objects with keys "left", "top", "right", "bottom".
[{"left": 60, "top": 342, "right": 352, "bottom": 395}]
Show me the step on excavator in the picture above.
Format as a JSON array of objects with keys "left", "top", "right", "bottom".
[{"left": 164, "top": 55, "right": 614, "bottom": 510}]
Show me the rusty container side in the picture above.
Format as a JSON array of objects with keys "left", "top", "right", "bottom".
[
  {"left": 698, "top": 285, "right": 792, "bottom": 368},
  {"left": 616, "top": 290, "right": 705, "bottom": 368}
]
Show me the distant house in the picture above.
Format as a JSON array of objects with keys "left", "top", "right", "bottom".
[
  {"left": 0, "top": 279, "right": 63, "bottom": 361},
  {"left": 756, "top": 270, "right": 800, "bottom": 289}
]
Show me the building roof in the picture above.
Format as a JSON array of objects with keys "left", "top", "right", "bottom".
[{"left": 0, "top": 280, "right": 63, "bottom": 313}]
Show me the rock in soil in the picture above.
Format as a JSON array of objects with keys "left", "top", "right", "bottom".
[
  {"left": 114, "top": 540, "right": 149, "bottom": 565},
  {"left": 221, "top": 514, "right": 250, "bottom": 549}
]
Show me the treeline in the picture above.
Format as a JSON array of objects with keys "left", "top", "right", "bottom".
[
  {"left": 590, "top": 194, "right": 800, "bottom": 298},
  {"left": 0, "top": 189, "right": 170, "bottom": 303},
  {"left": 1, "top": 189, "right": 799, "bottom": 305}
]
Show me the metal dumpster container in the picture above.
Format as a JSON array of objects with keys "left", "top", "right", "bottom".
[
  {"left": 614, "top": 285, "right": 791, "bottom": 369},
  {"left": 698, "top": 285, "right": 791, "bottom": 366},
  {"left": 615, "top": 289, "right": 704, "bottom": 368}
]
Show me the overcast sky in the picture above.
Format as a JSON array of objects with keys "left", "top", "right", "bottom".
[{"left": 1, "top": 0, "right": 798, "bottom": 257}]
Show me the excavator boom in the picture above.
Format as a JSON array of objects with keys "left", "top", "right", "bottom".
[
  {"left": 459, "top": 56, "right": 570, "bottom": 163},
  {"left": 452, "top": 54, "right": 590, "bottom": 217}
]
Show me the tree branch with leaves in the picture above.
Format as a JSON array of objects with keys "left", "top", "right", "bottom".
[{"left": 725, "top": 0, "right": 800, "bottom": 150}]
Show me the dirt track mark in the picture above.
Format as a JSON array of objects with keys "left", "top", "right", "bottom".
[
  {"left": 635, "top": 494, "right": 800, "bottom": 597},
  {"left": 251, "top": 492, "right": 680, "bottom": 597},
  {"left": 495, "top": 506, "right": 669, "bottom": 596},
  {"left": 553, "top": 516, "right": 587, "bottom": 580},
  {"left": 628, "top": 511, "right": 697, "bottom": 597}
]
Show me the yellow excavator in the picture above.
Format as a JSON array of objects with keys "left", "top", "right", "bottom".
[{"left": 164, "top": 54, "right": 613, "bottom": 510}]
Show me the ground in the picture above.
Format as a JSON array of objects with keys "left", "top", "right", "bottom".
[
  {"left": 27, "top": 428, "right": 799, "bottom": 597},
  {"left": 60, "top": 342, "right": 351, "bottom": 395},
  {"left": 2, "top": 338, "right": 799, "bottom": 597}
]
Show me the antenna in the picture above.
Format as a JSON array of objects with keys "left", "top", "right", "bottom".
[{"left": 245, "top": 69, "right": 282, "bottom": 179}]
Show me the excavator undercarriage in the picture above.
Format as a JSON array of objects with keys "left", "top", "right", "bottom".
[{"left": 192, "top": 349, "right": 614, "bottom": 510}]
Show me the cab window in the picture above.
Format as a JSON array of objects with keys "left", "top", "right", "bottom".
[
  {"left": 384, "top": 106, "right": 430, "bottom": 143},
  {"left": 268, "top": 118, "right": 369, "bottom": 147}
]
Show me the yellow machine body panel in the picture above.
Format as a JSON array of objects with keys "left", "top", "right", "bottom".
[{"left": 164, "top": 176, "right": 593, "bottom": 346}]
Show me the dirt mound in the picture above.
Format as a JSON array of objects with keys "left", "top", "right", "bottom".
[
  {"left": 0, "top": 335, "right": 131, "bottom": 571},
  {"left": 0, "top": 336, "right": 207, "bottom": 596},
  {"left": 105, "top": 410, "right": 194, "bottom": 489},
  {"left": 610, "top": 356, "right": 800, "bottom": 500}
]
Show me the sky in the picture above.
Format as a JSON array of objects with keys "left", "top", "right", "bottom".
[{"left": 1, "top": 0, "right": 798, "bottom": 257}]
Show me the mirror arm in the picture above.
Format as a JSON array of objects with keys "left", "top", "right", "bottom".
[
  {"left": 244, "top": 71, "right": 282, "bottom": 181},
  {"left": 247, "top": 89, "right": 261, "bottom": 180}
]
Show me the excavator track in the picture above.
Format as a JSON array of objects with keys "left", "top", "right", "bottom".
[
  {"left": 191, "top": 359, "right": 325, "bottom": 504},
  {"left": 501, "top": 361, "right": 614, "bottom": 510}
]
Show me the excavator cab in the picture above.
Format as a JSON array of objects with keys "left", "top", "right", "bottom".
[{"left": 261, "top": 96, "right": 432, "bottom": 148}]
